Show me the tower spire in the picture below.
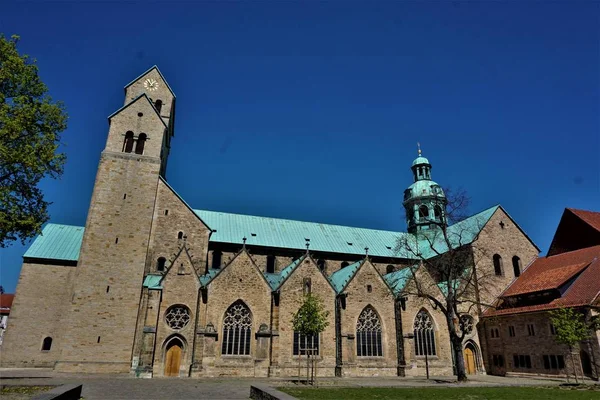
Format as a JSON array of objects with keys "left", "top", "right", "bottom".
[{"left": 417, "top": 142, "right": 422, "bottom": 156}]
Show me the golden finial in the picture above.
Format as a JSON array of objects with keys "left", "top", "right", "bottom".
[{"left": 417, "top": 142, "right": 422, "bottom": 156}]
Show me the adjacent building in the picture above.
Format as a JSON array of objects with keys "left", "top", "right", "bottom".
[{"left": 482, "top": 208, "right": 600, "bottom": 380}]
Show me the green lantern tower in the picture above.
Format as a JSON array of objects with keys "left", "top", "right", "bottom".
[{"left": 403, "top": 145, "right": 448, "bottom": 233}]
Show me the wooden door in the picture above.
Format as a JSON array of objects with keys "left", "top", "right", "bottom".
[
  {"left": 464, "top": 347, "right": 476, "bottom": 374},
  {"left": 164, "top": 341, "right": 182, "bottom": 377}
]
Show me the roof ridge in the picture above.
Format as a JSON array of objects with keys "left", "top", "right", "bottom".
[{"left": 545, "top": 244, "right": 600, "bottom": 259}]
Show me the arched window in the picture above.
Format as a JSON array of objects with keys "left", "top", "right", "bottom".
[
  {"left": 212, "top": 251, "right": 222, "bottom": 269},
  {"left": 493, "top": 254, "right": 503, "bottom": 276},
  {"left": 157, "top": 257, "right": 166, "bottom": 272},
  {"left": 512, "top": 256, "right": 522, "bottom": 277},
  {"left": 178, "top": 231, "right": 183, "bottom": 240},
  {"left": 41, "top": 337, "right": 52, "bottom": 351},
  {"left": 266, "top": 255, "right": 276, "bottom": 274},
  {"left": 386, "top": 265, "right": 394, "bottom": 274},
  {"left": 341, "top": 261, "right": 349, "bottom": 269},
  {"left": 419, "top": 205, "right": 429, "bottom": 219},
  {"left": 123, "top": 131, "right": 134, "bottom": 153},
  {"left": 317, "top": 259, "right": 326, "bottom": 272},
  {"left": 222, "top": 301, "right": 252, "bottom": 355},
  {"left": 155, "top": 99, "right": 163, "bottom": 114},
  {"left": 135, "top": 133, "right": 147, "bottom": 155},
  {"left": 414, "top": 310, "right": 436, "bottom": 356},
  {"left": 434, "top": 205, "right": 442, "bottom": 219},
  {"left": 356, "top": 306, "right": 383, "bottom": 357}
]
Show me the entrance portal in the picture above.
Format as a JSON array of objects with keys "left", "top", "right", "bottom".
[
  {"left": 164, "top": 338, "right": 183, "bottom": 377},
  {"left": 464, "top": 345, "right": 476, "bottom": 374}
]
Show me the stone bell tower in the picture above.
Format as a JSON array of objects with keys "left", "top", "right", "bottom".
[{"left": 56, "top": 67, "right": 176, "bottom": 372}]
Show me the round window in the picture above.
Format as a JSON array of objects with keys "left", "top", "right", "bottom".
[{"left": 165, "top": 305, "right": 191, "bottom": 330}]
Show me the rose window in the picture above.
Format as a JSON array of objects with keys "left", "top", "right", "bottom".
[{"left": 165, "top": 305, "right": 191, "bottom": 330}]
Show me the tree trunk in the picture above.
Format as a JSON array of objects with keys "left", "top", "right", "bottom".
[
  {"left": 570, "top": 346, "right": 579, "bottom": 384},
  {"left": 446, "top": 312, "right": 467, "bottom": 382}
]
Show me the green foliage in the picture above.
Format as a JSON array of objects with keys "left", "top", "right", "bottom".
[
  {"left": 549, "top": 308, "right": 589, "bottom": 347},
  {"left": 0, "top": 34, "right": 67, "bottom": 247},
  {"left": 291, "top": 293, "right": 330, "bottom": 336}
]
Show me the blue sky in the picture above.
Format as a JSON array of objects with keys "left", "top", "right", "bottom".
[{"left": 1, "top": 1, "right": 598, "bottom": 292}]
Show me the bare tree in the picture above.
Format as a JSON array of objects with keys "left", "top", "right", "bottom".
[{"left": 396, "top": 188, "right": 497, "bottom": 382}]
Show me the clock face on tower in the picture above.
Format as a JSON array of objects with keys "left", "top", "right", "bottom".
[{"left": 144, "top": 78, "right": 159, "bottom": 91}]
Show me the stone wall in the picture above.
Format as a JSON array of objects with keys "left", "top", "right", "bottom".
[{"left": 0, "top": 263, "right": 75, "bottom": 367}]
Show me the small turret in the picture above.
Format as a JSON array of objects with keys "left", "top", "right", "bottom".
[{"left": 403, "top": 144, "right": 448, "bottom": 233}]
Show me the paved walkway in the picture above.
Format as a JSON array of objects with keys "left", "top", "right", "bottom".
[{"left": 0, "top": 368, "right": 595, "bottom": 399}]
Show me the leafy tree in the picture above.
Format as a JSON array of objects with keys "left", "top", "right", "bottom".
[
  {"left": 291, "top": 293, "right": 329, "bottom": 384},
  {"left": 549, "top": 307, "right": 590, "bottom": 383},
  {"left": 397, "top": 188, "right": 497, "bottom": 382},
  {"left": 292, "top": 293, "right": 330, "bottom": 336},
  {"left": 0, "top": 34, "right": 67, "bottom": 247}
]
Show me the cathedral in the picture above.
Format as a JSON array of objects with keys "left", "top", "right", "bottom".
[{"left": 1, "top": 67, "right": 539, "bottom": 378}]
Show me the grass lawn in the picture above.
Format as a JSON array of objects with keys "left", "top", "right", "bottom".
[{"left": 278, "top": 386, "right": 600, "bottom": 400}]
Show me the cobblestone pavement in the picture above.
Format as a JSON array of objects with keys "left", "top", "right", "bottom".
[{"left": 0, "top": 368, "right": 596, "bottom": 399}]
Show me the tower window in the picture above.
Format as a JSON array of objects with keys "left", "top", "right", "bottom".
[
  {"left": 341, "top": 261, "right": 349, "bottom": 269},
  {"left": 157, "top": 257, "right": 166, "bottom": 272},
  {"left": 386, "top": 265, "right": 394, "bottom": 274},
  {"left": 165, "top": 209, "right": 169, "bottom": 216},
  {"left": 135, "top": 133, "right": 147, "bottom": 155},
  {"left": 212, "top": 251, "right": 222, "bottom": 269},
  {"left": 41, "top": 337, "right": 52, "bottom": 351},
  {"left": 367, "top": 285, "right": 372, "bottom": 293},
  {"left": 512, "top": 256, "right": 522, "bottom": 277},
  {"left": 419, "top": 205, "right": 429, "bottom": 219},
  {"left": 178, "top": 231, "right": 183, "bottom": 240},
  {"left": 123, "top": 131, "right": 134, "bottom": 153},
  {"left": 493, "top": 254, "right": 503, "bottom": 276},
  {"left": 155, "top": 99, "right": 163, "bottom": 114},
  {"left": 266, "top": 255, "right": 275, "bottom": 274},
  {"left": 434, "top": 205, "right": 442, "bottom": 219}
]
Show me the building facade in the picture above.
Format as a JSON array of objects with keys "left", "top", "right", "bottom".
[
  {"left": 1, "top": 68, "right": 539, "bottom": 378},
  {"left": 482, "top": 208, "right": 600, "bottom": 381}
]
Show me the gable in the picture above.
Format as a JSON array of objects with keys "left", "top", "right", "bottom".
[
  {"left": 548, "top": 208, "right": 600, "bottom": 256},
  {"left": 277, "top": 255, "right": 336, "bottom": 294},
  {"left": 204, "top": 249, "right": 271, "bottom": 292}
]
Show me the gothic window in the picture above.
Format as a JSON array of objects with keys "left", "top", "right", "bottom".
[
  {"left": 222, "top": 301, "right": 252, "bottom": 356},
  {"left": 434, "top": 205, "right": 442, "bottom": 219},
  {"left": 293, "top": 331, "right": 319, "bottom": 356},
  {"left": 419, "top": 205, "right": 429, "bottom": 219},
  {"left": 493, "top": 254, "right": 503, "bottom": 276},
  {"left": 356, "top": 306, "right": 383, "bottom": 357},
  {"left": 414, "top": 310, "right": 436, "bottom": 356},
  {"left": 386, "top": 265, "right": 394, "bottom": 274},
  {"left": 165, "top": 305, "right": 191, "bottom": 330},
  {"left": 135, "top": 133, "right": 147, "bottom": 155},
  {"left": 341, "top": 261, "right": 349, "bottom": 269},
  {"left": 41, "top": 337, "right": 52, "bottom": 351},
  {"left": 123, "top": 131, "right": 134, "bottom": 153},
  {"left": 157, "top": 257, "right": 166, "bottom": 272},
  {"left": 512, "top": 256, "right": 522, "bottom": 277},
  {"left": 155, "top": 99, "right": 163, "bottom": 113},
  {"left": 459, "top": 314, "right": 474, "bottom": 336},
  {"left": 212, "top": 251, "right": 222, "bottom": 269},
  {"left": 317, "top": 259, "right": 326, "bottom": 272},
  {"left": 266, "top": 255, "right": 276, "bottom": 274}
]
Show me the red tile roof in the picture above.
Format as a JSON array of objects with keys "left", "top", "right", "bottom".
[
  {"left": 568, "top": 208, "right": 600, "bottom": 232},
  {"left": 485, "top": 245, "right": 600, "bottom": 316},
  {"left": 0, "top": 294, "right": 14, "bottom": 313}
]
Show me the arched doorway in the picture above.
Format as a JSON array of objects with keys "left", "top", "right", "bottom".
[
  {"left": 164, "top": 337, "right": 184, "bottom": 377},
  {"left": 580, "top": 350, "right": 593, "bottom": 377},
  {"left": 463, "top": 342, "right": 477, "bottom": 375}
]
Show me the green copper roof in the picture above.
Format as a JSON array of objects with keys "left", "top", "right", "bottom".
[
  {"left": 200, "top": 268, "right": 222, "bottom": 287},
  {"left": 408, "top": 205, "right": 500, "bottom": 259},
  {"left": 263, "top": 256, "right": 305, "bottom": 290},
  {"left": 328, "top": 260, "right": 362, "bottom": 293},
  {"left": 412, "top": 156, "right": 430, "bottom": 166},
  {"left": 406, "top": 180, "right": 445, "bottom": 198},
  {"left": 384, "top": 266, "right": 416, "bottom": 296},
  {"left": 195, "top": 209, "right": 410, "bottom": 258},
  {"left": 143, "top": 274, "right": 163, "bottom": 289},
  {"left": 23, "top": 224, "right": 84, "bottom": 262}
]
